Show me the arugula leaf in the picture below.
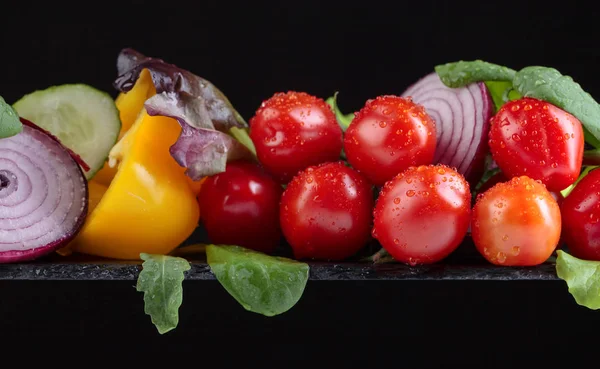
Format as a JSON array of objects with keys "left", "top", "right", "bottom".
[
  {"left": 434, "top": 60, "right": 517, "bottom": 88},
  {"left": 512, "top": 66, "right": 600, "bottom": 145},
  {"left": 206, "top": 244, "right": 309, "bottom": 317},
  {"left": 325, "top": 92, "right": 354, "bottom": 132},
  {"left": 136, "top": 253, "right": 191, "bottom": 334},
  {"left": 556, "top": 250, "right": 600, "bottom": 310},
  {"left": 0, "top": 96, "right": 22, "bottom": 139}
]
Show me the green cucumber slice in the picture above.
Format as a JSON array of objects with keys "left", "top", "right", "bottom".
[{"left": 13, "top": 84, "right": 121, "bottom": 180}]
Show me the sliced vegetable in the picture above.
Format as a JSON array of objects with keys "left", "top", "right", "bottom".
[
  {"left": 434, "top": 60, "right": 516, "bottom": 88},
  {"left": 401, "top": 72, "right": 493, "bottom": 185},
  {"left": 13, "top": 84, "right": 121, "bottom": 179},
  {"left": 136, "top": 253, "right": 191, "bottom": 334},
  {"left": 0, "top": 96, "right": 22, "bottom": 138},
  {"left": 325, "top": 91, "right": 354, "bottom": 131},
  {"left": 206, "top": 244, "right": 309, "bottom": 316},
  {"left": 512, "top": 66, "right": 600, "bottom": 145},
  {"left": 0, "top": 118, "right": 88, "bottom": 263},
  {"left": 113, "top": 48, "right": 251, "bottom": 180},
  {"left": 556, "top": 250, "right": 600, "bottom": 310}
]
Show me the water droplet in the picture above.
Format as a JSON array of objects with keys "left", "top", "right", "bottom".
[
  {"left": 511, "top": 134, "right": 521, "bottom": 141},
  {"left": 408, "top": 257, "right": 418, "bottom": 267},
  {"left": 497, "top": 252, "right": 507, "bottom": 263},
  {"left": 406, "top": 178, "right": 413, "bottom": 184},
  {"left": 270, "top": 148, "right": 276, "bottom": 153},
  {"left": 313, "top": 195, "right": 321, "bottom": 202},
  {"left": 393, "top": 197, "right": 401, "bottom": 204},
  {"left": 306, "top": 177, "right": 314, "bottom": 184},
  {"left": 421, "top": 191, "right": 429, "bottom": 197},
  {"left": 564, "top": 133, "right": 571, "bottom": 140},
  {"left": 499, "top": 141, "right": 506, "bottom": 149},
  {"left": 525, "top": 184, "right": 533, "bottom": 190},
  {"left": 393, "top": 238, "right": 399, "bottom": 244},
  {"left": 502, "top": 234, "right": 509, "bottom": 241},
  {"left": 406, "top": 190, "right": 416, "bottom": 197},
  {"left": 437, "top": 168, "right": 446, "bottom": 175},
  {"left": 511, "top": 105, "right": 520, "bottom": 112},
  {"left": 524, "top": 104, "right": 532, "bottom": 111},
  {"left": 551, "top": 162, "right": 558, "bottom": 168},
  {"left": 511, "top": 246, "right": 520, "bottom": 256},
  {"left": 539, "top": 160, "right": 546, "bottom": 166}
]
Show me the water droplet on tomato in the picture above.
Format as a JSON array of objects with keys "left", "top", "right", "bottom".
[
  {"left": 502, "top": 234, "right": 509, "bottom": 241},
  {"left": 408, "top": 258, "right": 418, "bottom": 267},
  {"left": 406, "top": 190, "right": 416, "bottom": 197},
  {"left": 564, "top": 133, "right": 571, "bottom": 140},
  {"left": 511, "top": 105, "right": 520, "bottom": 112},
  {"left": 551, "top": 162, "right": 558, "bottom": 168},
  {"left": 379, "top": 121, "right": 387, "bottom": 128},
  {"left": 306, "top": 177, "right": 314, "bottom": 183},
  {"left": 511, "top": 246, "right": 520, "bottom": 255},
  {"left": 511, "top": 134, "right": 521, "bottom": 141},
  {"left": 497, "top": 252, "right": 507, "bottom": 263},
  {"left": 539, "top": 160, "right": 546, "bottom": 166},
  {"left": 393, "top": 238, "right": 399, "bottom": 244},
  {"left": 393, "top": 197, "right": 401, "bottom": 204},
  {"left": 524, "top": 104, "right": 533, "bottom": 111}
]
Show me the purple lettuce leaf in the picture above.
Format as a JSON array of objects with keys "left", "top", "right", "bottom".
[
  {"left": 113, "top": 48, "right": 252, "bottom": 179},
  {"left": 145, "top": 92, "right": 251, "bottom": 180}
]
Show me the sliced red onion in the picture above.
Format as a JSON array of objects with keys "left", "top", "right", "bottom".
[
  {"left": 402, "top": 72, "right": 493, "bottom": 185},
  {"left": 0, "top": 119, "right": 88, "bottom": 263}
]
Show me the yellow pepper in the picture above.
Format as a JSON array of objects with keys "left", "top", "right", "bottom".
[{"left": 69, "top": 69, "right": 203, "bottom": 260}]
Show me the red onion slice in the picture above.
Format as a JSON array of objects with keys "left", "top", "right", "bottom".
[
  {"left": 402, "top": 72, "right": 493, "bottom": 184},
  {"left": 0, "top": 119, "right": 88, "bottom": 263}
]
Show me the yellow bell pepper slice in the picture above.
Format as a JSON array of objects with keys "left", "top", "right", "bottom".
[{"left": 70, "top": 110, "right": 200, "bottom": 260}]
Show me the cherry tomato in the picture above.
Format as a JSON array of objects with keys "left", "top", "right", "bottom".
[
  {"left": 471, "top": 176, "right": 561, "bottom": 266},
  {"left": 280, "top": 161, "right": 374, "bottom": 260},
  {"left": 561, "top": 168, "right": 600, "bottom": 261},
  {"left": 488, "top": 97, "right": 584, "bottom": 192},
  {"left": 372, "top": 164, "right": 471, "bottom": 265},
  {"left": 478, "top": 171, "right": 564, "bottom": 206},
  {"left": 343, "top": 95, "right": 436, "bottom": 186},
  {"left": 198, "top": 160, "right": 283, "bottom": 253},
  {"left": 249, "top": 91, "right": 343, "bottom": 183}
]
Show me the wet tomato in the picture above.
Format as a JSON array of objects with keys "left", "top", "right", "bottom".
[
  {"left": 488, "top": 97, "right": 584, "bottom": 192},
  {"left": 279, "top": 161, "right": 374, "bottom": 260},
  {"left": 343, "top": 95, "right": 437, "bottom": 186},
  {"left": 249, "top": 91, "right": 343, "bottom": 183},
  {"left": 471, "top": 176, "right": 561, "bottom": 266},
  {"left": 198, "top": 161, "right": 284, "bottom": 253},
  {"left": 478, "top": 171, "right": 564, "bottom": 206},
  {"left": 561, "top": 168, "right": 600, "bottom": 261},
  {"left": 372, "top": 164, "right": 471, "bottom": 265}
]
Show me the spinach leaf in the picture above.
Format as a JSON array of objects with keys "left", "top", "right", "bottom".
[
  {"left": 136, "top": 253, "right": 191, "bottom": 334},
  {"left": 206, "top": 244, "right": 309, "bottom": 316},
  {"left": 0, "top": 96, "right": 22, "bottom": 139},
  {"left": 435, "top": 60, "right": 517, "bottom": 88},
  {"left": 556, "top": 250, "right": 600, "bottom": 310}
]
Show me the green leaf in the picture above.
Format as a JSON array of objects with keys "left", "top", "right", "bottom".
[
  {"left": 136, "top": 253, "right": 191, "bottom": 334},
  {"left": 325, "top": 91, "right": 354, "bottom": 132},
  {"left": 229, "top": 126, "right": 257, "bottom": 156},
  {"left": 206, "top": 244, "right": 309, "bottom": 317},
  {"left": 512, "top": 66, "right": 600, "bottom": 146},
  {"left": 484, "top": 81, "right": 522, "bottom": 112},
  {"left": 0, "top": 96, "right": 22, "bottom": 139},
  {"left": 556, "top": 250, "right": 600, "bottom": 310},
  {"left": 434, "top": 60, "right": 517, "bottom": 88},
  {"left": 560, "top": 166, "right": 598, "bottom": 198}
]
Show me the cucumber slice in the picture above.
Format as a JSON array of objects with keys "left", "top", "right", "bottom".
[{"left": 13, "top": 84, "right": 121, "bottom": 180}]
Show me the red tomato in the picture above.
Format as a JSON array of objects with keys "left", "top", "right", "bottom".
[
  {"left": 561, "top": 168, "right": 600, "bottom": 261},
  {"left": 249, "top": 91, "right": 343, "bottom": 183},
  {"left": 372, "top": 164, "right": 471, "bottom": 265},
  {"left": 478, "top": 171, "right": 564, "bottom": 206},
  {"left": 471, "top": 176, "right": 561, "bottom": 266},
  {"left": 343, "top": 95, "right": 436, "bottom": 186},
  {"left": 488, "top": 97, "right": 584, "bottom": 192},
  {"left": 197, "top": 160, "right": 283, "bottom": 253},
  {"left": 279, "top": 161, "right": 374, "bottom": 260}
]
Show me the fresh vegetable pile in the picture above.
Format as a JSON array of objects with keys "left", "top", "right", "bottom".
[{"left": 2, "top": 50, "right": 600, "bottom": 334}]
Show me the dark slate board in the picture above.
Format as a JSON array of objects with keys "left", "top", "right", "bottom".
[{"left": 0, "top": 229, "right": 561, "bottom": 281}]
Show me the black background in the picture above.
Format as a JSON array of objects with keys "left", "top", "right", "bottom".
[{"left": 1, "top": 1, "right": 599, "bottom": 367}]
